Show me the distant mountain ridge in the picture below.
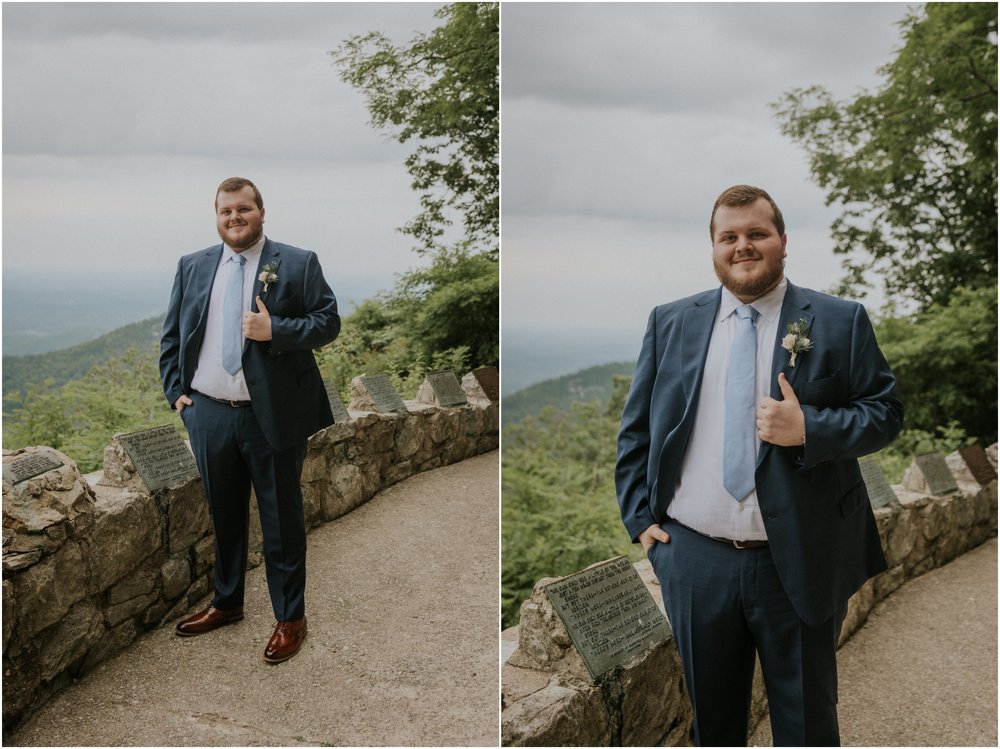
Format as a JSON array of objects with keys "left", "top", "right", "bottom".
[
  {"left": 502, "top": 360, "right": 635, "bottom": 425},
  {"left": 3, "top": 314, "right": 166, "bottom": 408}
]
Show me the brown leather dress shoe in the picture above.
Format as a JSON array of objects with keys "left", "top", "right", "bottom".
[
  {"left": 263, "top": 617, "right": 307, "bottom": 663},
  {"left": 175, "top": 605, "right": 244, "bottom": 637}
]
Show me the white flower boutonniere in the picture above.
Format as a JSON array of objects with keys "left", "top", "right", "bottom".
[
  {"left": 258, "top": 262, "right": 278, "bottom": 292},
  {"left": 781, "top": 319, "right": 813, "bottom": 367}
]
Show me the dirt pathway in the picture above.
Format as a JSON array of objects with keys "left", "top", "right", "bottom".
[
  {"left": 751, "top": 537, "right": 997, "bottom": 746},
  {"left": 10, "top": 451, "right": 500, "bottom": 747}
]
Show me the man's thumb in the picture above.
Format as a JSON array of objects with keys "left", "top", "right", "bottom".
[{"left": 778, "top": 372, "right": 798, "bottom": 403}]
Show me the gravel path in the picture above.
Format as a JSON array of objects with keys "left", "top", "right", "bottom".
[
  {"left": 751, "top": 537, "right": 997, "bottom": 747},
  {"left": 9, "top": 451, "right": 500, "bottom": 747}
]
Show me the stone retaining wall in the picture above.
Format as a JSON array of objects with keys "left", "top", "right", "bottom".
[
  {"left": 501, "top": 444, "right": 998, "bottom": 746},
  {"left": 2, "top": 389, "right": 498, "bottom": 735}
]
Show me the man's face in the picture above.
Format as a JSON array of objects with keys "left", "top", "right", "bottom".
[
  {"left": 216, "top": 185, "right": 265, "bottom": 251},
  {"left": 711, "top": 198, "right": 787, "bottom": 302}
]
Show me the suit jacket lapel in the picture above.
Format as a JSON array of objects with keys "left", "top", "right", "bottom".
[
  {"left": 769, "top": 281, "right": 813, "bottom": 397},
  {"left": 193, "top": 245, "right": 224, "bottom": 336},
  {"left": 680, "top": 288, "right": 720, "bottom": 401},
  {"left": 757, "top": 280, "right": 813, "bottom": 467},
  {"left": 245, "top": 239, "right": 282, "bottom": 354},
  {"left": 249, "top": 239, "right": 281, "bottom": 311}
]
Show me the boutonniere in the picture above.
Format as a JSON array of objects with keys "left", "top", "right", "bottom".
[
  {"left": 258, "top": 262, "right": 278, "bottom": 292},
  {"left": 781, "top": 319, "right": 813, "bottom": 367}
]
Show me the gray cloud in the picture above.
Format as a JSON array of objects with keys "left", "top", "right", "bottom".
[{"left": 501, "top": 2, "right": 915, "bottom": 377}]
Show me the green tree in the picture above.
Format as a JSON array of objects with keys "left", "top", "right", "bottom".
[
  {"left": 326, "top": 3, "right": 499, "bottom": 384},
  {"left": 875, "top": 284, "right": 997, "bottom": 444},
  {"left": 332, "top": 2, "right": 499, "bottom": 256},
  {"left": 502, "top": 400, "right": 639, "bottom": 628},
  {"left": 3, "top": 345, "right": 182, "bottom": 473},
  {"left": 773, "top": 3, "right": 997, "bottom": 309}
]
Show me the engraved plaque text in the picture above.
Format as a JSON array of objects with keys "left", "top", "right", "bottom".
[
  {"left": 545, "top": 556, "right": 671, "bottom": 680},
  {"left": 426, "top": 370, "right": 468, "bottom": 407},
  {"left": 118, "top": 426, "right": 200, "bottom": 492},
  {"left": 915, "top": 452, "right": 959, "bottom": 496},
  {"left": 859, "top": 457, "right": 896, "bottom": 509},
  {"left": 324, "top": 380, "right": 352, "bottom": 424},
  {"left": 360, "top": 375, "right": 407, "bottom": 414},
  {"left": 3, "top": 452, "right": 64, "bottom": 485}
]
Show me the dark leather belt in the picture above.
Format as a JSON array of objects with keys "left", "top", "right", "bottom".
[
  {"left": 670, "top": 518, "right": 768, "bottom": 550},
  {"left": 194, "top": 391, "right": 252, "bottom": 408}
]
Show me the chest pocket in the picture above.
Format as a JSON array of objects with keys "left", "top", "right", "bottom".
[{"left": 794, "top": 370, "right": 845, "bottom": 409}]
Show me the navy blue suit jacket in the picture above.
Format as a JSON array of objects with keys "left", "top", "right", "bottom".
[
  {"left": 616, "top": 281, "right": 903, "bottom": 626},
  {"left": 160, "top": 239, "right": 340, "bottom": 452}
]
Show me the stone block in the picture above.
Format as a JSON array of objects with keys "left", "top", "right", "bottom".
[
  {"left": 106, "top": 588, "right": 159, "bottom": 628},
  {"left": 501, "top": 681, "right": 611, "bottom": 747},
  {"left": 396, "top": 417, "right": 426, "bottom": 461},
  {"left": 885, "top": 510, "right": 917, "bottom": 568},
  {"left": 161, "top": 557, "right": 191, "bottom": 600},
  {"left": 82, "top": 618, "right": 140, "bottom": 672},
  {"left": 36, "top": 600, "right": 104, "bottom": 683},
  {"left": 3, "top": 580, "right": 15, "bottom": 650},
  {"left": 193, "top": 536, "right": 215, "bottom": 575},
  {"left": 87, "top": 489, "right": 161, "bottom": 593},
  {"left": 13, "top": 540, "right": 89, "bottom": 637},
  {"left": 619, "top": 639, "right": 690, "bottom": 746},
  {"left": 108, "top": 568, "right": 158, "bottom": 605},
  {"left": 163, "top": 480, "right": 210, "bottom": 555}
]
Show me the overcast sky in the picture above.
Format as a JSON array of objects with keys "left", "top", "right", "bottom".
[
  {"left": 501, "top": 2, "right": 917, "bottom": 389},
  {"left": 3, "top": 2, "right": 447, "bottom": 309}
]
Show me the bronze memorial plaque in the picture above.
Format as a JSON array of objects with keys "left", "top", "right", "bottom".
[
  {"left": 544, "top": 556, "right": 671, "bottom": 681},
  {"left": 859, "top": 457, "right": 897, "bottom": 509},
  {"left": 426, "top": 370, "right": 468, "bottom": 407},
  {"left": 323, "top": 380, "right": 352, "bottom": 424},
  {"left": 914, "top": 452, "right": 959, "bottom": 496},
  {"left": 3, "top": 451, "right": 64, "bottom": 485},
  {"left": 472, "top": 366, "right": 499, "bottom": 403},
  {"left": 118, "top": 425, "right": 200, "bottom": 492},
  {"left": 958, "top": 444, "right": 997, "bottom": 486},
  {"left": 360, "top": 374, "right": 407, "bottom": 414}
]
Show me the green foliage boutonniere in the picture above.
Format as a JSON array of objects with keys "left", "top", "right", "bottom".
[{"left": 781, "top": 319, "right": 813, "bottom": 367}]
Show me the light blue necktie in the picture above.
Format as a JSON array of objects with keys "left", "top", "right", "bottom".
[
  {"left": 723, "top": 304, "right": 759, "bottom": 501},
  {"left": 222, "top": 255, "right": 246, "bottom": 375}
]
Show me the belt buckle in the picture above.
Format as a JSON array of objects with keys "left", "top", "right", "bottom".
[
  {"left": 228, "top": 400, "right": 241, "bottom": 408},
  {"left": 732, "top": 539, "right": 750, "bottom": 550}
]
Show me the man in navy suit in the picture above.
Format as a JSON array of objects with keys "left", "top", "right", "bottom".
[
  {"left": 616, "top": 185, "right": 902, "bottom": 745},
  {"left": 160, "top": 177, "right": 340, "bottom": 663}
]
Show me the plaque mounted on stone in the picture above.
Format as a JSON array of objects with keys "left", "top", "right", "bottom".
[
  {"left": 352, "top": 374, "right": 407, "bottom": 414},
  {"left": 544, "top": 556, "right": 671, "bottom": 681},
  {"left": 471, "top": 366, "right": 499, "bottom": 404},
  {"left": 323, "top": 380, "right": 352, "bottom": 424},
  {"left": 958, "top": 445, "right": 997, "bottom": 486},
  {"left": 118, "top": 426, "right": 200, "bottom": 492},
  {"left": 2, "top": 451, "right": 64, "bottom": 485},
  {"left": 914, "top": 452, "right": 959, "bottom": 496},
  {"left": 419, "top": 370, "right": 468, "bottom": 408},
  {"left": 859, "top": 457, "right": 897, "bottom": 509}
]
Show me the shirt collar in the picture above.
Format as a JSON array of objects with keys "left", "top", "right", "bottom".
[
  {"left": 223, "top": 235, "right": 266, "bottom": 264},
  {"left": 718, "top": 277, "right": 788, "bottom": 324}
]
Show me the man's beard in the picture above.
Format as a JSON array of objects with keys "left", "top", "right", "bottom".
[
  {"left": 219, "top": 223, "right": 263, "bottom": 250},
  {"left": 714, "top": 256, "right": 785, "bottom": 300}
]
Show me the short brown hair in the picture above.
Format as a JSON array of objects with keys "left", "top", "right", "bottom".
[
  {"left": 216, "top": 177, "right": 263, "bottom": 211},
  {"left": 709, "top": 185, "right": 784, "bottom": 238}
]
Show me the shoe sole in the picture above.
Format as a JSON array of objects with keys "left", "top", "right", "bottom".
[
  {"left": 175, "top": 614, "right": 244, "bottom": 637},
  {"left": 262, "top": 630, "right": 307, "bottom": 664}
]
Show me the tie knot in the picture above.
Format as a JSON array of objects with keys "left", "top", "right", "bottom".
[
  {"left": 232, "top": 254, "right": 245, "bottom": 268},
  {"left": 736, "top": 304, "right": 758, "bottom": 322}
]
